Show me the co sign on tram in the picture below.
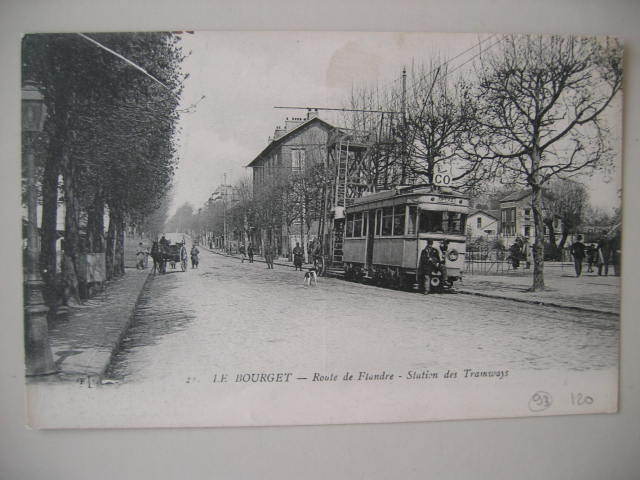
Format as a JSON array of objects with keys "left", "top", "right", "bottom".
[{"left": 433, "top": 164, "right": 452, "bottom": 187}]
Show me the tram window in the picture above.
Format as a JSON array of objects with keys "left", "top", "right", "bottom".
[
  {"left": 381, "top": 207, "right": 393, "bottom": 236},
  {"left": 444, "top": 212, "right": 467, "bottom": 233},
  {"left": 363, "top": 213, "right": 368, "bottom": 237},
  {"left": 418, "top": 210, "right": 467, "bottom": 233},
  {"left": 419, "top": 210, "right": 443, "bottom": 233},
  {"left": 393, "top": 205, "right": 405, "bottom": 235},
  {"left": 447, "top": 212, "right": 458, "bottom": 233},
  {"left": 407, "top": 206, "right": 417, "bottom": 235},
  {"left": 345, "top": 213, "right": 354, "bottom": 238},
  {"left": 353, "top": 212, "right": 363, "bottom": 237},
  {"left": 375, "top": 210, "right": 382, "bottom": 236}
]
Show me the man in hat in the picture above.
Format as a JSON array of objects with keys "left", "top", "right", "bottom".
[
  {"left": 570, "top": 235, "right": 587, "bottom": 277},
  {"left": 418, "top": 239, "right": 441, "bottom": 294}
]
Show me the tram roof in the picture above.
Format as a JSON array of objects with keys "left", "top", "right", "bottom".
[
  {"left": 351, "top": 186, "right": 467, "bottom": 205},
  {"left": 346, "top": 186, "right": 469, "bottom": 213}
]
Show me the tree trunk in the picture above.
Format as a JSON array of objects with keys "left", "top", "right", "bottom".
[
  {"left": 543, "top": 218, "right": 558, "bottom": 260},
  {"left": 105, "top": 207, "right": 116, "bottom": 280},
  {"left": 61, "top": 167, "right": 81, "bottom": 305},
  {"left": 557, "top": 229, "right": 570, "bottom": 252},
  {"left": 530, "top": 150, "right": 545, "bottom": 291},
  {"left": 40, "top": 158, "right": 60, "bottom": 308},
  {"left": 115, "top": 213, "right": 125, "bottom": 276},
  {"left": 86, "top": 198, "right": 105, "bottom": 253}
]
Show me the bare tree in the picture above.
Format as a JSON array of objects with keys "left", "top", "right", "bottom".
[
  {"left": 544, "top": 178, "right": 589, "bottom": 256},
  {"left": 405, "top": 61, "right": 481, "bottom": 188},
  {"left": 463, "top": 35, "right": 622, "bottom": 290}
]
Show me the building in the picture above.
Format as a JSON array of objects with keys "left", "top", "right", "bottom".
[
  {"left": 467, "top": 209, "right": 500, "bottom": 238},
  {"left": 247, "top": 110, "right": 337, "bottom": 256},
  {"left": 498, "top": 189, "right": 560, "bottom": 247}
]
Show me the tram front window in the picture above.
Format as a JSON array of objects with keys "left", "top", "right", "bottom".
[{"left": 418, "top": 210, "right": 467, "bottom": 234}]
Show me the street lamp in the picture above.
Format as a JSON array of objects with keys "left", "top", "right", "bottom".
[{"left": 22, "top": 82, "right": 56, "bottom": 376}]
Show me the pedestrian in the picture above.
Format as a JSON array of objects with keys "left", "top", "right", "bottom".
[
  {"left": 311, "top": 240, "right": 322, "bottom": 271},
  {"left": 611, "top": 231, "right": 621, "bottom": 276},
  {"left": 247, "top": 243, "right": 254, "bottom": 263},
  {"left": 136, "top": 242, "right": 147, "bottom": 270},
  {"left": 570, "top": 235, "right": 586, "bottom": 277},
  {"left": 587, "top": 243, "right": 597, "bottom": 273},
  {"left": 293, "top": 242, "right": 304, "bottom": 271},
  {"left": 264, "top": 243, "right": 274, "bottom": 269},
  {"left": 418, "top": 239, "right": 441, "bottom": 294},
  {"left": 190, "top": 244, "right": 200, "bottom": 269},
  {"left": 596, "top": 237, "right": 608, "bottom": 276},
  {"left": 239, "top": 244, "right": 246, "bottom": 263},
  {"left": 509, "top": 238, "right": 522, "bottom": 269},
  {"left": 521, "top": 237, "right": 532, "bottom": 269},
  {"left": 438, "top": 239, "right": 449, "bottom": 284}
]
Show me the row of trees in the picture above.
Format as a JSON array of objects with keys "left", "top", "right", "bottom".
[{"left": 23, "top": 33, "right": 184, "bottom": 307}]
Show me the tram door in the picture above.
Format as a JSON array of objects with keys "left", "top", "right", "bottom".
[{"left": 365, "top": 209, "right": 376, "bottom": 270}]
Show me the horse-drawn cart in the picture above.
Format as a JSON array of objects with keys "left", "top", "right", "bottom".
[
  {"left": 151, "top": 241, "right": 188, "bottom": 273},
  {"left": 166, "top": 243, "right": 188, "bottom": 272}
]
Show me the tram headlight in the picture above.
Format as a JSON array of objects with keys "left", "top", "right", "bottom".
[{"left": 448, "top": 249, "right": 459, "bottom": 262}]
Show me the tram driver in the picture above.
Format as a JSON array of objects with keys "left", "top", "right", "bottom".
[{"left": 418, "top": 239, "right": 442, "bottom": 294}]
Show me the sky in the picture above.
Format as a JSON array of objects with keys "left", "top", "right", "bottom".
[{"left": 170, "top": 31, "right": 622, "bottom": 215}]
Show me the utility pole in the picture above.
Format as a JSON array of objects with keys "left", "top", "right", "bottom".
[
  {"left": 223, "top": 173, "right": 228, "bottom": 252},
  {"left": 400, "top": 66, "right": 408, "bottom": 184},
  {"left": 219, "top": 173, "right": 234, "bottom": 253}
]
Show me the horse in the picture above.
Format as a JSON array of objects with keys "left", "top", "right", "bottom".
[{"left": 150, "top": 241, "right": 166, "bottom": 274}]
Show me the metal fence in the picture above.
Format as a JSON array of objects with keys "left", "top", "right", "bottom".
[
  {"left": 464, "top": 245, "right": 575, "bottom": 275},
  {"left": 464, "top": 248, "right": 516, "bottom": 275}
]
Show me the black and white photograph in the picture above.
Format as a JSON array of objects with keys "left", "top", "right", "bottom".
[{"left": 21, "top": 30, "right": 622, "bottom": 428}]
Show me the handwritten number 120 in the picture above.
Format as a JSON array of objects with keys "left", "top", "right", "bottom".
[{"left": 571, "top": 392, "right": 594, "bottom": 406}]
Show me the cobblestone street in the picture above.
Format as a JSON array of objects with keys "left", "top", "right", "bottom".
[{"left": 106, "top": 249, "right": 619, "bottom": 383}]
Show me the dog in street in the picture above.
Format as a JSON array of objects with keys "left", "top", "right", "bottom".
[{"left": 303, "top": 268, "right": 318, "bottom": 286}]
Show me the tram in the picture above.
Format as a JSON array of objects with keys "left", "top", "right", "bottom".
[{"left": 341, "top": 185, "right": 469, "bottom": 290}]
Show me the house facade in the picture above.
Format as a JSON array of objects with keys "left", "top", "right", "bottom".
[
  {"left": 498, "top": 190, "right": 560, "bottom": 247},
  {"left": 467, "top": 209, "right": 500, "bottom": 239}
]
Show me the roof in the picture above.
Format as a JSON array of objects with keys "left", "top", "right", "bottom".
[
  {"left": 469, "top": 209, "right": 499, "bottom": 220},
  {"left": 499, "top": 189, "right": 530, "bottom": 203},
  {"left": 246, "top": 117, "right": 337, "bottom": 168}
]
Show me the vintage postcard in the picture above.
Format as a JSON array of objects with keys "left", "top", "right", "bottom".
[{"left": 22, "top": 31, "right": 622, "bottom": 428}]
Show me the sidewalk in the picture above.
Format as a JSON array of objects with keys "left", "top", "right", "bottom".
[
  {"left": 459, "top": 271, "right": 620, "bottom": 315},
  {"left": 37, "top": 267, "right": 150, "bottom": 382}
]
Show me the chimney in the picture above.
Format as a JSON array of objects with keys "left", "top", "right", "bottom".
[
  {"left": 306, "top": 108, "right": 319, "bottom": 121},
  {"left": 285, "top": 116, "right": 305, "bottom": 131},
  {"left": 273, "top": 125, "right": 287, "bottom": 140}
]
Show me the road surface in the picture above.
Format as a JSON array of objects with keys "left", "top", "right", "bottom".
[{"left": 106, "top": 250, "right": 619, "bottom": 383}]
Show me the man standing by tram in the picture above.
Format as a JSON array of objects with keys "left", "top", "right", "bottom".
[{"left": 418, "top": 239, "right": 442, "bottom": 294}]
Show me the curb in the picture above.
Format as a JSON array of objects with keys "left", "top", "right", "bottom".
[
  {"left": 98, "top": 271, "right": 153, "bottom": 379},
  {"left": 457, "top": 289, "right": 617, "bottom": 316}
]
